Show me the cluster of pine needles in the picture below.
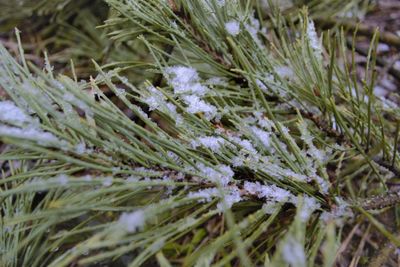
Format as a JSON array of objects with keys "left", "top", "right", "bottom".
[{"left": 1, "top": 0, "right": 400, "bottom": 266}]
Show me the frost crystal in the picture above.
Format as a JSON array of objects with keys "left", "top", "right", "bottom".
[
  {"left": 182, "top": 95, "right": 217, "bottom": 120},
  {"left": 216, "top": 0, "right": 225, "bottom": 7},
  {"left": 159, "top": 66, "right": 217, "bottom": 121},
  {"left": 0, "top": 100, "right": 31, "bottom": 126},
  {"left": 115, "top": 88, "right": 126, "bottom": 96},
  {"left": 63, "top": 93, "right": 92, "bottom": 116},
  {"left": 75, "top": 142, "right": 86, "bottom": 154},
  {"left": 188, "top": 186, "right": 242, "bottom": 211},
  {"left": 231, "top": 156, "right": 244, "bottom": 167},
  {"left": 118, "top": 210, "right": 145, "bottom": 233},
  {"left": 188, "top": 187, "right": 219, "bottom": 202},
  {"left": 251, "top": 126, "right": 271, "bottom": 148},
  {"left": 225, "top": 20, "right": 240, "bottom": 36},
  {"left": 262, "top": 202, "right": 279, "bottom": 214},
  {"left": 244, "top": 181, "right": 294, "bottom": 203},
  {"left": 299, "top": 196, "right": 320, "bottom": 222},
  {"left": 320, "top": 197, "right": 353, "bottom": 225},
  {"left": 282, "top": 237, "right": 306, "bottom": 267},
  {"left": 216, "top": 187, "right": 242, "bottom": 211},
  {"left": 82, "top": 175, "right": 93, "bottom": 182},
  {"left": 299, "top": 121, "right": 326, "bottom": 162},
  {"left": 196, "top": 163, "right": 234, "bottom": 186},
  {"left": 255, "top": 112, "right": 274, "bottom": 131},
  {"left": 229, "top": 136, "right": 257, "bottom": 154},
  {"left": 191, "top": 136, "right": 225, "bottom": 152},
  {"left": 165, "top": 102, "right": 183, "bottom": 125},
  {"left": 274, "top": 66, "right": 294, "bottom": 79},
  {"left": 307, "top": 20, "right": 322, "bottom": 57},
  {"left": 244, "top": 12, "right": 266, "bottom": 47},
  {"left": 56, "top": 174, "right": 69, "bottom": 185},
  {"left": 256, "top": 79, "right": 268, "bottom": 92},
  {"left": 165, "top": 66, "right": 208, "bottom": 96},
  {"left": 143, "top": 86, "right": 165, "bottom": 111},
  {"left": 206, "top": 77, "right": 228, "bottom": 86},
  {"left": 0, "top": 125, "right": 62, "bottom": 147},
  {"left": 102, "top": 177, "right": 113, "bottom": 187}
]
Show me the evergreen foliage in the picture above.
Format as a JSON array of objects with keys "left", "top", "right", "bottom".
[{"left": 0, "top": 0, "right": 399, "bottom": 266}]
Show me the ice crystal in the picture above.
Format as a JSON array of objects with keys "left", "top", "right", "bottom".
[
  {"left": 262, "top": 202, "right": 279, "bottom": 214},
  {"left": 118, "top": 210, "right": 145, "bottom": 233},
  {"left": 228, "top": 136, "right": 257, "bottom": 154},
  {"left": 251, "top": 126, "right": 271, "bottom": 148},
  {"left": 282, "top": 237, "right": 306, "bottom": 267},
  {"left": 0, "top": 100, "right": 32, "bottom": 126},
  {"left": 182, "top": 95, "right": 217, "bottom": 120},
  {"left": 243, "top": 181, "right": 294, "bottom": 203},
  {"left": 244, "top": 12, "right": 266, "bottom": 47},
  {"left": 275, "top": 66, "right": 294, "bottom": 79},
  {"left": 165, "top": 66, "right": 208, "bottom": 96},
  {"left": 56, "top": 174, "right": 69, "bottom": 185},
  {"left": 225, "top": 20, "right": 240, "bottom": 36},
  {"left": 0, "top": 125, "right": 62, "bottom": 147},
  {"left": 195, "top": 163, "right": 234, "bottom": 186},
  {"left": 299, "top": 196, "right": 320, "bottom": 222},
  {"left": 216, "top": 186, "right": 242, "bottom": 211},
  {"left": 188, "top": 187, "right": 219, "bottom": 202},
  {"left": 306, "top": 20, "right": 322, "bottom": 57},
  {"left": 143, "top": 86, "right": 165, "bottom": 111},
  {"left": 188, "top": 186, "right": 242, "bottom": 211},
  {"left": 75, "top": 142, "right": 87, "bottom": 154},
  {"left": 191, "top": 136, "right": 225, "bottom": 152},
  {"left": 102, "top": 177, "right": 113, "bottom": 187}
]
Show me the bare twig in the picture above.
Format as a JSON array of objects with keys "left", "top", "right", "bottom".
[{"left": 359, "top": 191, "right": 400, "bottom": 210}]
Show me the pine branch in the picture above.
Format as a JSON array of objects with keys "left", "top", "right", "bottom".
[
  {"left": 1, "top": 0, "right": 399, "bottom": 266},
  {"left": 359, "top": 191, "right": 400, "bottom": 210}
]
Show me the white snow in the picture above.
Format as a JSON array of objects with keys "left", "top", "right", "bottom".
[
  {"left": 282, "top": 237, "right": 306, "bottom": 267},
  {"left": 262, "top": 202, "right": 278, "bottom": 214},
  {"left": 206, "top": 77, "right": 228, "bottom": 86},
  {"left": 244, "top": 12, "right": 266, "bottom": 47},
  {"left": 56, "top": 174, "right": 69, "bottom": 185},
  {"left": 182, "top": 95, "right": 217, "bottom": 120},
  {"left": 164, "top": 66, "right": 208, "bottom": 96},
  {"left": 75, "top": 142, "right": 87, "bottom": 154},
  {"left": 251, "top": 126, "right": 271, "bottom": 148},
  {"left": 225, "top": 20, "right": 240, "bottom": 36},
  {"left": 216, "top": 187, "right": 242, "bottom": 211},
  {"left": 102, "top": 177, "right": 113, "bottom": 187},
  {"left": 118, "top": 210, "right": 145, "bottom": 233},
  {"left": 243, "top": 181, "right": 294, "bottom": 203},
  {"left": 0, "top": 125, "right": 61, "bottom": 146},
  {"left": 188, "top": 187, "right": 219, "bottom": 202},
  {"left": 228, "top": 136, "right": 257, "bottom": 154},
  {"left": 191, "top": 136, "right": 225, "bottom": 152},
  {"left": 274, "top": 66, "right": 294, "bottom": 79},
  {"left": 188, "top": 186, "right": 242, "bottom": 211},
  {"left": 194, "top": 163, "right": 234, "bottom": 186},
  {"left": 306, "top": 20, "right": 322, "bottom": 57},
  {"left": 0, "top": 100, "right": 31, "bottom": 126},
  {"left": 256, "top": 79, "right": 268, "bottom": 92},
  {"left": 373, "top": 86, "right": 387, "bottom": 97},
  {"left": 298, "top": 196, "right": 320, "bottom": 222},
  {"left": 143, "top": 86, "right": 165, "bottom": 111}
]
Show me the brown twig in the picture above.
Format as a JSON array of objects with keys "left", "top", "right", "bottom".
[{"left": 359, "top": 191, "right": 400, "bottom": 210}]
